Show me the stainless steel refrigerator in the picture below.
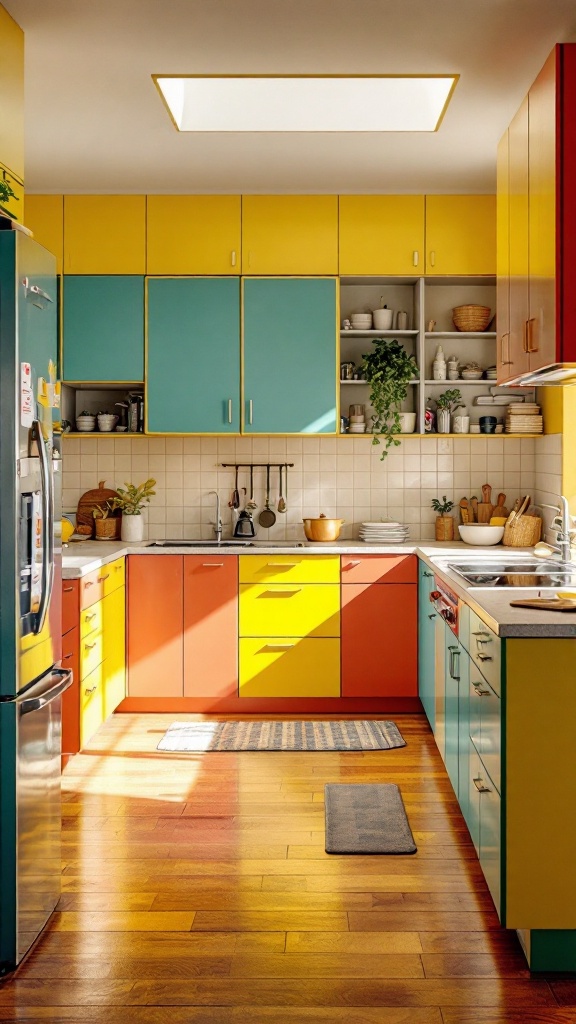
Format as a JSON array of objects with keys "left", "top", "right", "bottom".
[{"left": 0, "top": 230, "right": 72, "bottom": 974}]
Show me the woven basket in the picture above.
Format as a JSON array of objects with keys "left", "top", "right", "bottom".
[
  {"left": 94, "top": 516, "right": 121, "bottom": 541},
  {"left": 503, "top": 514, "right": 542, "bottom": 548},
  {"left": 77, "top": 480, "right": 118, "bottom": 537},
  {"left": 435, "top": 515, "right": 454, "bottom": 541},
  {"left": 452, "top": 304, "right": 492, "bottom": 332}
]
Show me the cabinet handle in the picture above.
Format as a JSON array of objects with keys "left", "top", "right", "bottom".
[
  {"left": 84, "top": 612, "right": 96, "bottom": 621},
  {"left": 228, "top": 399, "right": 233, "bottom": 424},
  {"left": 448, "top": 645, "right": 460, "bottom": 680},
  {"left": 343, "top": 560, "right": 360, "bottom": 569},
  {"left": 267, "top": 562, "right": 301, "bottom": 568},
  {"left": 249, "top": 399, "right": 253, "bottom": 425},
  {"left": 500, "top": 331, "right": 512, "bottom": 365},
  {"left": 84, "top": 581, "right": 94, "bottom": 588},
  {"left": 262, "top": 644, "right": 295, "bottom": 651},
  {"left": 263, "top": 588, "right": 301, "bottom": 596},
  {"left": 472, "top": 631, "right": 491, "bottom": 637},
  {"left": 429, "top": 251, "right": 436, "bottom": 268},
  {"left": 477, "top": 653, "right": 493, "bottom": 662},
  {"left": 63, "top": 652, "right": 73, "bottom": 661},
  {"left": 473, "top": 777, "right": 491, "bottom": 793},
  {"left": 523, "top": 319, "right": 529, "bottom": 353},
  {"left": 84, "top": 642, "right": 97, "bottom": 650},
  {"left": 97, "top": 574, "right": 110, "bottom": 582},
  {"left": 423, "top": 571, "right": 434, "bottom": 577},
  {"left": 84, "top": 685, "right": 98, "bottom": 696},
  {"left": 428, "top": 613, "right": 437, "bottom": 619},
  {"left": 473, "top": 683, "right": 491, "bottom": 695},
  {"left": 526, "top": 316, "right": 538, "bottom": 353},
  {"left": 231, "top": 250, "right": 237, "bottom": 267},
  {"left": 202, "top": 562, "right": 224, "bottom": 567},
  {"left": 412, "top": 250, "right": 419, "bottom": 267},
  {"left": 63, "top": 586, "right": 74, "bottom": 593}
]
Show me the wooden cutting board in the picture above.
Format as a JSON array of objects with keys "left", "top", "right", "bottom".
[
  {"left": 76, "top": 480, "right": 118, "bottom": 537},
  {"left": 510, "top": 599, "right": 576, "bottom": 612}
]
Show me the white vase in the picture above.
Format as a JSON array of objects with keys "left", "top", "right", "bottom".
[
  {"left": 121, "top": 514, "right": 144, "bottom": 542},
  {"left": 437, "top": 409, "right": 451, "bottom": 433}
]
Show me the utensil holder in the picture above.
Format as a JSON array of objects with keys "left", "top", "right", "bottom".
[{"left": 503, "top": 514, "right": 542, "bottom": 547}]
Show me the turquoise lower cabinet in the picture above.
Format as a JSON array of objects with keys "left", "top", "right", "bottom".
[
  {"left": 242, "top": 277, "right": 337, "bottom": 434},
  {"left": 146, "top": 277, "right": 240, "bottom": 433},
  {"left": 417, "top": 562, "right": 436, "bottom": 728},
  {"left": 62, "top": 276, "right": 144, "bottom": 382},
  {"left": 444, "top": 627, "right": 461, "bottom": 797},
  {"left": 468, "top": 746, "right": 501, "bottom": 916}
]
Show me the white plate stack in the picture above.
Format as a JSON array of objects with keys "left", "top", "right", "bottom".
[
  {"left": 505, "top": 403, "right": 543, "bottom": 433},
  {"left": 359, "top": 521, "right": 410, "bottom": 543}
]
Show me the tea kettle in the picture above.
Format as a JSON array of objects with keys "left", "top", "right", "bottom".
[{"left": 234, "top": 510, "right": 256, "bottom": 537}]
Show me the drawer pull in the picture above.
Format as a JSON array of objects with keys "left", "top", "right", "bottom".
[
  {"left": 84, "top": 642, "right": 97, "bottom": 650},
  {"left": 84, "top": 685, "right": 98, "bottom": 696},
  {"left": 84, "top": 612, "right": 96, "bottom": 621},
  {"left": 97, "top": 574, "right": 110, "bottom": 582},
  {"left": 473, "top": 684, "right": 491, "bottom": 696},
  {"left": 63, "top": 586, "right": 74, "bottom": 593},
  {"left": 84, "top": 581, "right": 94, "bottom": 588},
  {"left": 262, "top": 644, "right": 295, "bottom": 651},
  {"left": 344, "top": 560, "right": 360, "bottom": 569},
  {"left": 477, "top": 653, "right": 493, "bottom": 662},
  {"left": 428, "top": 613, "right": 437, "bottom": 619},
  {"left": 262, "top": 589, "right": 301, "bottom": 597},
  {"left": 423, "top": 571, "right": 434, "bottom": 577},
  {"left": 473, "top": 777, "right": 491, "bottom": 793},
  {"left": 267, "top": 562, "right": 301, "bottom": 567},
  {"left": 202, "top": 562, "right": 224, "bottom": 567},
  {"left": 63, "top": 652, "right": 73, "bottom": 661},
  {"left": 472, "top": 630, "right": 491, "bottom": 637}
]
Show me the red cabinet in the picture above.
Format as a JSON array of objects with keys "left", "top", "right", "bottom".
[
  {"left": 341, "top": 555, "right": 417, "bottom": 698},
  {"left": 61, "top": 624, "right": 80, "bottom": 758},
  {"left": 127, "top": 555, "right": 183, "bottom": 697},
  {"left": 184, "top": 555, "right": 238, "bottom": 698}
]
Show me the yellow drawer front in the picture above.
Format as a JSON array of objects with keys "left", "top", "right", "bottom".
[
  {"left": 80, "top": 600, "right": 103, "bottom": 639},
  {"left": 240, "top": 584, "right": 340, "bottom": 638},
  {"left": 239, "top": 554, "right": 340, "bottom": 585},
  {"left": 239, "top": 638, "right": 340, "bottom": 697},
  {"left": 102, "top": 586, "right": 126, "bottom": 717},
  {"left": 80, "top": 630, "right": 104, "bottom": 679},
  {"left": 80, "top": 663, "right": 105, "bottom": 747},
  {"left": 100, "top": 557, "right": 126, "bottom": 597}
]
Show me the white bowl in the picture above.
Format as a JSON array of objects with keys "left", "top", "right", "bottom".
[
  {"left": 76, "top": 416, "right": 96, "bottom": 431},
  {"left": 458, "top": 524, "right": 505, "bottom": 546},
  {"left": 348, "top": 423, "right": 366, "bottom": 433}
]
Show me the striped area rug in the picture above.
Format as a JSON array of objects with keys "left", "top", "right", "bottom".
[{"left": 157, "top": 720, "right": 406, "bottom": 752}]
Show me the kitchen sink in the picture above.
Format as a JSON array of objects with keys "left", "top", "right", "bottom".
[
  {"left": 146, "top": 540, "right": 256, "bottom": 548},
  {"left": 446, "top": 559, "right": 576, "bottom": 587}
]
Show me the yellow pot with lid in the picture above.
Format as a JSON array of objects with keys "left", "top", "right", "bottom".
[{"left": 302, "top": 513, "right": 345, "bottom": 542}]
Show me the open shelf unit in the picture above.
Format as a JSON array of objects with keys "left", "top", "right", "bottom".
[{"left": 339, "top": 276, "right": 535, "bottom": 436}]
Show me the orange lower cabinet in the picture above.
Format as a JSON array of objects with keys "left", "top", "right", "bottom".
[
  {"left": 341, "top": 553, "right": 417, "bottom": 584},
  {"left": 127, "top": 555, "right": 183, "bottom": 697},
  {"left": 62, "top": 580, "right": 79, "bottom": 635},
  {"left": 341, "top": 582, "right": 417, "bottom": 697},
  {"left": 183, "top": 555, "right": 238, "bottom": 698},
  {"left": 61, "top": 626, "right": 80, "bottom": 758}
]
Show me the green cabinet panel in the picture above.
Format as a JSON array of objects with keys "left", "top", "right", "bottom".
[
  {"left": 243, "top": 278, "right": 337, "bottom": 434},
  {"left": 418, "top": 562, "right": 436, "bottom": 729},
  {"left": 146, "top": 277, "right": 240, "bottom": 434},
  {"left": 62, "top": 276, "right": 144, "bottom": 382},
  {"left": 444, "top": 625, "right": 460, "bottom": 797}
]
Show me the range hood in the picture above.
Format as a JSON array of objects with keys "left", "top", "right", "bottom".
[{"left": 504, "top": 364, "right": 576, "bottom": 386}]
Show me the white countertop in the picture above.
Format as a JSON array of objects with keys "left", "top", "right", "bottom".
[{"left": 61, "top": 539, "right": 576, "bottom": 640}]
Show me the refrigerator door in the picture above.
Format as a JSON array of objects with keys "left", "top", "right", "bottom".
[
  {"left": 0, "top": 233, "right": 60, "bottom": 698},
  {"left": 0, "top": 667, "right": 72, "bottom": 973}
]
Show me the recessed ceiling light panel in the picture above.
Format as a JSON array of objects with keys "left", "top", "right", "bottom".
[{"left": 154, "top": 75, "right": 458, "bottom": 132}]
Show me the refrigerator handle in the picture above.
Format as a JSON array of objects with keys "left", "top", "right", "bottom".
[
  {"left": 17, "top": 669, "right": 73, "bottom": 715},
  {"left": 32, "top": 420, "right": 54, "bottom": 634}
]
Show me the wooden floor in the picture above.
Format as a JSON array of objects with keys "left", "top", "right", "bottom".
[{"left": 0, "top": 712, "right": 574, "bottom": 1023}]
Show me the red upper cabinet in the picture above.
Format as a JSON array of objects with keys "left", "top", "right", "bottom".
[
  {"left": 341, "top": 582, "right": 417, "bottom": 698},
  {"left": 183, "top": 556, "right": 238, "bottom": 698},
  {"left": 127, "top": 555, "right": 183, "bottom": 697},
  {"left": 341, "top": 554, "right": 417, "bottom": 585},
  {"left": 498, "top": 44, "right": 576, "bottom": 384}
]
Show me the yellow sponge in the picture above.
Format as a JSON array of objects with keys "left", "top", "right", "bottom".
[{"left": 490, "top": 516, "right": 507, "bottom": 526}]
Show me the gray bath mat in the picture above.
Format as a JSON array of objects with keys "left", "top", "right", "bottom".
[
  {"left": 325, "top": 783, "right": 417, "bottom": 855},
  {"left": 157, "top": 720, "right": 406, "bottom": 752}
]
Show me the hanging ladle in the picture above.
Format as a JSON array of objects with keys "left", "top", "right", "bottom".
[
  {"left": 258, "top": 464, "right": 276, "bottom": 528},
  {"left": 245, "top": 464, "right": 258, "bottom": 511},
  {"left": 277, "top": 464, "right": 286, "bottom": 514}
]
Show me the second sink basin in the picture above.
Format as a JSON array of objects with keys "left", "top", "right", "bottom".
[{"left": 446, "top": 560, "right": 576, "bottom": 587}]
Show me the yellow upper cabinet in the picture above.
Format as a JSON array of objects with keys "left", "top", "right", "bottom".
[
  {"left": 0, "top": 5, "right": 24, "bottom": 182},
  {"left": 25, "top": 195, "right": 64, "bottom": 272},
  {"left": 63, "top": 195, "right": 146, "bottom": 274},
  {"left": 242, "top": 195, "right": 338, "bottom": 274},
  {"left": 338, "top": 195, "right": 425, "bottom": 275},
  {"left": 425, "top": 195, "right": 496, "bottom": 275},
  {"left": 147, "top": 195, "right": 241, "bottom": 275}
]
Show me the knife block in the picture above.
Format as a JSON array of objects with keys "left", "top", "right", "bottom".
[{"left": 503, "top": 514, "right": 542, "bottom": 547}]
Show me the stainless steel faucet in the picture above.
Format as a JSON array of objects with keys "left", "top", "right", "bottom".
[
  {"left": 541, "top": 494, "right": 574, "bottom": 563},
  {"left": 208, "top": 490, "right": 222, "bottom": 543}
]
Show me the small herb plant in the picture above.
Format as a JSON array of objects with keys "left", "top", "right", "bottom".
[
  {"left": 0, "top": 179, "right": 18, "bottom": 210},
  {"left": 93, "top": 500, "right": 118, "bottom": 521},
  {"left": 431, "top": 495, "right": 455, "bottom": 516},
  {"left": 114, "top": 478, "right": 156, "bottom": 516},
  {"left": 362, "top": 339, "right": 418, "bottom": 459},
  {"left": 436, "top": 389, "right": 464, "bottom": 413}
]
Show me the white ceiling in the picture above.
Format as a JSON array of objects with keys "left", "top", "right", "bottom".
[{"left": 6, "top": 0, "right": 576, "bottom": 195}]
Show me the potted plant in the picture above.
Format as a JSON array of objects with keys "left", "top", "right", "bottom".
[
  {"left": 114, "top": 478, "right": 156, "bottom": 542},
  {"left": 435, "top": 388, "right": 464, "bottom": 433},
  {"left": 431, "top": 495, "right": 456, "bottom": 541},
  {"left": 0, "top": 178, "right": 18, "bottom": 219},
  {"left": 362, "top": 338, "right": 418, "bottom": 459},
  {"left": 92, "top": 499, "right": 122, "bottom": 541}
]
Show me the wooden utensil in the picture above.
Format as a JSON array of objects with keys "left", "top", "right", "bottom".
[
  {"left": 469, "top": 496, "right": 478, "bottom": 522},
  {"left": 477, "top": 483, "right": 494, "bottom": 523},
  {"left": 510, "top": 598, "right": 576, "bottom": 612},
  {"left": 258, "top": 465, "right": 276, "bottom": 528},
  {"left": 509, "top": 495, "right": 530, "bottom": 528},
  {"left": 459, "top": 498, "right": 469, "bottom": 524},
  {"left": 492, "top": 492, "right": 509, "bottom": 518}
]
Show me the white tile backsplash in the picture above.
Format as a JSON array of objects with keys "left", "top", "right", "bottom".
[{"left": 62, "top": 434, "right": 538, "bottom": 543}]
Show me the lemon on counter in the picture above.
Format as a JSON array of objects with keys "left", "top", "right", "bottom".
[{"left": 61, "top": 517, "right": 75, "bottom": 543}]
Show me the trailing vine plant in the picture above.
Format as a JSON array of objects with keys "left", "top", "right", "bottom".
[{"left": 362, "top": 338, "right": 418, "bottom": 459}]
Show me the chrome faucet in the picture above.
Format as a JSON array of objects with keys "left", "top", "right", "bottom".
[
  {"left": 541, "top": 494, "right": 574, "bottom": 564},
  {"left": 208, "top": 490, "right": 222, "bottom": 543}
]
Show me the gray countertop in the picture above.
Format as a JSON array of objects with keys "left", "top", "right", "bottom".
[{"left": 61, "top": 539, "right": 576, "bottom": 640}]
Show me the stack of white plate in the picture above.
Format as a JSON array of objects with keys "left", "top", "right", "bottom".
[
  {"left": 359, "top": 521, "right": 410, "bottom": 543},
  {"left": 505, "top": 403, "right": 543, "bottom": 433}
]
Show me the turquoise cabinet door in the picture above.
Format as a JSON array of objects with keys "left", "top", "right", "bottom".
[
  {"left": 444, "top": 626, "right": 460, "bottom": 796},
  {"left": 479, "top": 768, "right": 502, "bottom": 917},
  {"left": 146, "top": 277, "right": 240, "bottom": 434},
  {"left": 243, "top": 278, "right": 337, "bottom": 434},
  {"left": 62, "top": 276, "right": 144, "bottom": 381},
  {"left": 457, "top": 643, "right": 470, "bottom": 828},
  {"left": 417, "top": 561, "right": 436, "bottom": 729}
]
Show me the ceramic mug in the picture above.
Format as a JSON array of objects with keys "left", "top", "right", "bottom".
[{"left": 452, "top": 414, "right": 470, "bottom": 434}]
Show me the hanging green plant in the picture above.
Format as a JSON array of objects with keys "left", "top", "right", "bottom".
[
  {"left": 0, "top": 179, "right": 19, "bottom": 213},
  {"left": 362, "top": 338, "right": 418, "bottom": 459}
]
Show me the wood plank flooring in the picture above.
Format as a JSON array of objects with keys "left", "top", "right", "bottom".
[{"left": 0, "top": 711, "right": 572, "bottom": 1022}]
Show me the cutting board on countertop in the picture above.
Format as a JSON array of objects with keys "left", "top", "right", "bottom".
[{"left": 510, "top": 598, "right": 576, "bottom": 613}]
